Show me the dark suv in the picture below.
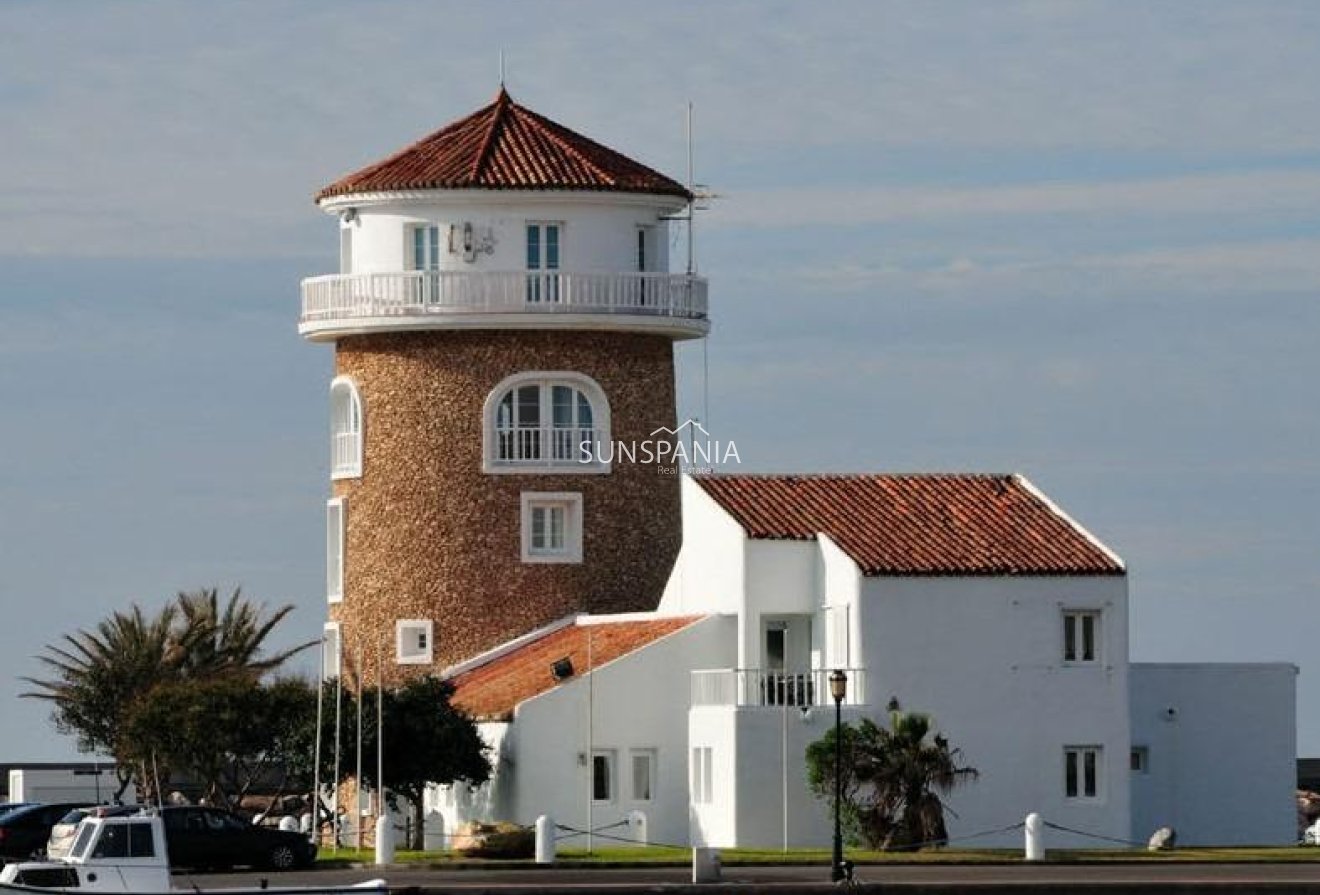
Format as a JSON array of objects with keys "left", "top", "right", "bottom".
[
  {"left": 0, "top": 803, "right": 88, "bottom": 861},
  {"left": 159, "top": 806, "right": 315, "bottom": 870}
]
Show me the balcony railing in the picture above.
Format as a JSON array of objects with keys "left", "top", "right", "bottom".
[
  {"left": 495, "top": 425, "right": 604, "bottom": 466},
  {"left": 300, "top": 270, "right": 709, "bottom": 338},
  {"left": 690, "top": 668, "right": 867, "bottom": 708},
  {"left": 331, "top": 430, "right": 361, "bottom": 476}
]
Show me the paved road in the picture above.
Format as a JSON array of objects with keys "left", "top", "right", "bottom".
[{"left": 184, "top": 861, "right": 1320, "bottom": 892}]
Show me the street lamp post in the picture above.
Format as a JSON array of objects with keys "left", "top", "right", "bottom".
[{"left": 829, "top": 669, "right": 848, "bottom": 882}]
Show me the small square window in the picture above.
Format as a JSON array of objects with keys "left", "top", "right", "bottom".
[
  {"left": 1064, "top": 745, "right": 1103, "bottom": 800},
  {"left": 1063, "top": 610, "right": 1100, "bottom": 663},
  {"left": 396, "top": 620, "right": 433, "bottom": 665},
  {"left": 1130, "top": 746, "right": 1149, "bottom": 773},
  {"left": 520, "top": 492, "right": 583, "bottom": 563},
  {"left": 631, "top": 749, "right": 656, "bottom": 802},
  {"left": 592, "top": 750, "right": 615, "bottom": 803}
]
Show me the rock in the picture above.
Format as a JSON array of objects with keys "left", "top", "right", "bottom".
[
  {"left": 1148, "top": 826, "right": 1177, "bottom": 851},
  {"left": 452, "top": 821, "right": 535, "bottom": 859}
]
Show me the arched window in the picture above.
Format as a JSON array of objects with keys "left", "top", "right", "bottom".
[
  {"left": 483, "top": 372, "right": 610, "bottom": 473},
  {"left": 330, "top": 377, "right": 363, "bottom": 479}
]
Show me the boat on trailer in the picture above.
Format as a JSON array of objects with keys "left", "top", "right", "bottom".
[{"left": 0, "top": 812, "right": 386, "bottom": 894}]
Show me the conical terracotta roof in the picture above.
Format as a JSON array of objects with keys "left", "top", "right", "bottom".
[{"left": 315, "top": 88, "right": 691, "bottom": 202}]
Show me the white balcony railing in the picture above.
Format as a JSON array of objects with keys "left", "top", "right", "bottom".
[
  {"left": 331, "top": 430, "right": 360, "bottom": 476},
  {"left": 495, "top": 425, "right": 604, "bottom": 466},
  {"left": 691, "top": 668, "right": 867, "bottom": 708},
  {"left": 300, "top": 270, "right": 709, "bottom": 337}
]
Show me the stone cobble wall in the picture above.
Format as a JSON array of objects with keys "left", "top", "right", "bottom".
[{"left": 327, "top": 329, "right": 682, "bottom": 685}]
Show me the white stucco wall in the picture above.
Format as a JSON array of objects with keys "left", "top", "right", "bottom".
[
  {"left": 330, "top": 192, "right": 680, "bottom": 276},
  {"left": 859, "top": 574, "right": 1132, "bottom": 848},
  {"left": 1130, "top": 663, "right": 1297, "bottom": 846},
  {"left": 658, "top": 477, "right": 748, "bottom": 617},
  {"left": 470, "top": 615, "right": 736, "bottom": 847}
]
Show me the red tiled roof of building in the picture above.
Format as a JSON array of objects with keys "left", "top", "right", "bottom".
[
  {"left": 450, "top": 616, "right": 703, "bottom": 720},
  {"left": 315, "top": 87, "right": 691, "bottom": 202},
  {"left": 693, "top": 473, "right": 1124, "bottom": 577}
]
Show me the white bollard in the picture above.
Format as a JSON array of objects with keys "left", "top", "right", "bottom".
[
  {"left": 1024, "top": 812, "right": 1044, "bottom": 862},
  {"left": 422, "top": 810, "right": 446, "bottom": 851},
  {"left": 535, "top": 815, "right": 555, "bottom": 864},
  {"left": 627, "top": 810, "right": 648, "bottom": 845},
  {"left": 692, "top": 846, "right": 721, "bottom": 883},
  {"left": 299, "top": 812, "right": 312, "bottom": 835},
  {"left": 374, "top": 814, "right": 395, "bottom": 865}
]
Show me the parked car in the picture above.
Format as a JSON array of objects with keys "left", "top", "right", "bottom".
[
  {"left": 0, "top": 803, "right": 88, "bottom": 862},
  {"left": 159, "top": 806, "right": 316, "bottom": 870},
  {"left": 47, "top": 806, "right": 141, "bottom": 858}
]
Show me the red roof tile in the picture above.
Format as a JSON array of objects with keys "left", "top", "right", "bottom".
[
  {"left": 450, "top": 616, "right": 702, "bottom": 720},
  {"left": 316, "top": 88, "right": 691, "bottom": 202},
  {"left": 693, "top": 474, "right": 1123, "bottom": 577}
]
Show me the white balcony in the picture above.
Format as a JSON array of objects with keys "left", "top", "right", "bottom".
[
  {"left": 494, "top": 425, "right": 605, "bottom": 468},
  {"left": 299, "top": 270, "right": 710, "bottom": 341},
  {"left": 690, "top": 668, "right": 867, "bottom": 709}
]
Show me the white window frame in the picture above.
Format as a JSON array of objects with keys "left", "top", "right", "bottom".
[
  {"left": 1062, "top": 609, "right": 1102, "bottom": 665},
  {"left": 326, "top": 498, "right": 345, "bottom": 604},
  {"left": 691, "top": 746, "right": 713, "bottom": 805},
  {"left": 339, "top": 225, "right": 353, "bottom": 275},
  {"left": 408, "top": 223, "right": 442, "bottom": 271},
  {"left": 483, "top": 372, "right": 611, "bottom": 474},
  {"left": 520, "top": 492, "right": 583, "bottom": 564},
  {"left": 591, "top": 749, "right": 616, "bottom": 804},
  {"left": 526, "top": 221, "right": 563, "bottom": 303},
  {"left": 630, "top": 749, "right": 657, "bottom": 803},
  {"left": 1064, "top": 745, "right": 1103, "bottom": 801},
  {"left": 395, "top": 619, "right": 434, "bottom": 665},
  {"left": 322, "top": 622, "right": 342, "bottom": 680},
  {"left": 1130, "top": 746, "right": 1149, "bottom": 774},
  {"left": 330, "top": 376, "right": 363, "bottom": 480}
]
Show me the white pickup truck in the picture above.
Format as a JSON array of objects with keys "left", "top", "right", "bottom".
[{"left": 0, "top": 811, "right": 385, "bottom": 894}]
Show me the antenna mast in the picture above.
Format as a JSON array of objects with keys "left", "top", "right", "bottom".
[{"left": 686, "top": 102, "right": 694, "bottom": 275}]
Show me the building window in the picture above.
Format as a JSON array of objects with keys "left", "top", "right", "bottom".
[
  {"left": 1130, "top": 746, "right": 1149, "bottom": 774},
  {"left": 326, "top": 498, "right": 345, "bottom": 603},
  {"left": 526, "top": 222, "right": 561, "bottom": 302},
  {"left": 396, "top": 619, "right": 433, "bottom": 665},
  {"left": 691, "top": 747, "right": 713, "bottom": 805},
  {"left": 1064, "top": 746, "right": 1102, "bottom": 800},
  {"left": 1063, "top": 610, "right": 1100, "bottom": 663},
  {"left": 520, "top": 492, "right": 583, "bottom": 563},
  {"left": 630, "top": 749, "right": 656, "bottom": 802},
  {"left": 330, "top": 377, "right": 363, "bottom": 479},
  {"left": 410, "top": 224, "right": 441, "bottom": 271},
  {"left": 591, "top": 750, "right": 615, "bottom": 803},
  {"left": 483, "top": 372, "right": 610, "bottom": 473},
  {"left": 322, "top": 622, "right": 341, "bottom": 680}
]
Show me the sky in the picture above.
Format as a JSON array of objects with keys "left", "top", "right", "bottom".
[{"left": 1, "top": 1, "right": 1318, "bottom": 761}]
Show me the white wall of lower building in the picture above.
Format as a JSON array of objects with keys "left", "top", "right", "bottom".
[
  {"left": 860, "top": 574, "right": 1132, "bottom": 848},
  {"left": 442, "top": 615, "right": 736, "bottom": 848},
  {"left": 1130, "top": 662, "right": 1297, "bottom": 846}
]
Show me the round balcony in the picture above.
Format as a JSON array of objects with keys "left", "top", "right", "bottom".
[{"left": 299, "top": 270, "right": 710, "bottom": 341}]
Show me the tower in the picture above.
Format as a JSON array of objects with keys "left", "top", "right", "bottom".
[{"left": 301, "top": 88, "right": 707, "bottom": 683}]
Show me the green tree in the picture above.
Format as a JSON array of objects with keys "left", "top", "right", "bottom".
[
  {"left": 124, "top": 675, "right": 318, "bottom": 810},
  {"left": 806, "top": 701, "right": 978, "bottom": 850},
  {"left": 329, "top": 676, "right": 491, "bottom": 849}
]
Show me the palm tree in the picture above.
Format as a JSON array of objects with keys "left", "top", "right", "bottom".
[
  {"left": 172, "top": 588, "right": 314, "bottom": 679},
  {"left": 806, "top": 700, "right": 978, "bottom": 851},
  {"left": 859, "top": 700, "right": 978, "bottom": 850},
  {"left": 24, "top": 588, "right": 315, "bottom": 799}
]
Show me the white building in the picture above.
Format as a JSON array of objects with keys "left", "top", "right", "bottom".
[
  {"left": 301, "top": 90, "right": 1296, "bottom": 850},
  {"left": 435, "top": 473, "right": 1296, "bottom": 848}
]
